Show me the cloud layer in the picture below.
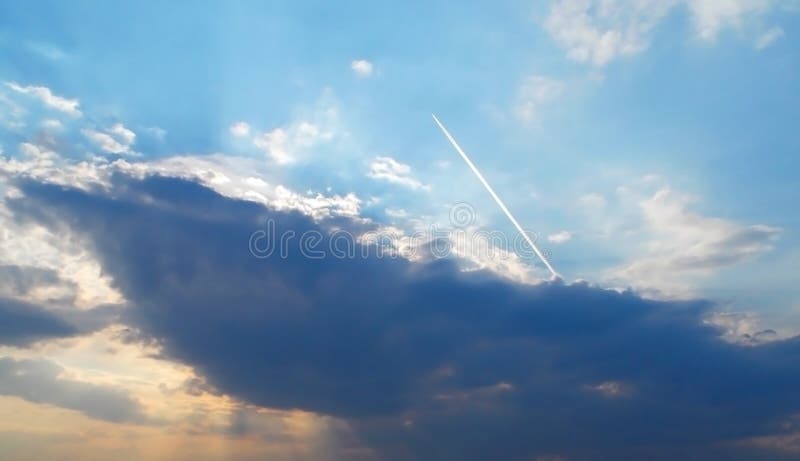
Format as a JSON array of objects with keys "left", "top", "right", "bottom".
[{"left": 8, "top": 174, "right": 800, "bottom": 460}]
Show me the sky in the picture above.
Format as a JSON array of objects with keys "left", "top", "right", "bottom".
[{"left": 0, "top": 1, "right": 800, "bottom": 460}]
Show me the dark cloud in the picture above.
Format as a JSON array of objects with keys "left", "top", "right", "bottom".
[
  {"left": 0, "top": 297, "right": 77, "bottom": 345},
  {"left": 0, "top": 357, "right": 147, "bottom": 423},
  {"left": 0, "top": 293, "right": 121, "bottom": 347},
  {"left": 0, "top": 265, "right": 75, "bottom": 301},
  {"left": 9, "top": 175, "right": 800, "bottom": 460}
]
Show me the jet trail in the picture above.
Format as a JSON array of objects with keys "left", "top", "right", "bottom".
[{"left": 432, "top": 114, "right": 559, "bottom": 279}]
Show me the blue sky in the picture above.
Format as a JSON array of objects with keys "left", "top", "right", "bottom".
[
  {"left": 1, "top": 1, "right": 800, "bottom": 460},
  {"left": 5, "top": 0, "right": 798, "bottom": 311}
]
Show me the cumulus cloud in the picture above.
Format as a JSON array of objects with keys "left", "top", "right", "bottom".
[
  {"left": 9, "top": 174, "right": 800, "bottom": 460},
  {"left": 5, "top": 82, "right": 81, "bottom": 116},
  {"left": 367, "top": 156, "right": 429, "bottom": 190},
  {"left": 350, "top": 59, "right": 374, "bottom": 77}
]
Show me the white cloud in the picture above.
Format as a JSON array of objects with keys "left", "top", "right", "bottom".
[
  {"left": 245, "top": 176, "right": 268, "bottom": 188},
  {"left": 82, "top": 123, "right": 136, "bottom": 155},
  {"left": 84, "top": 132, "right": 128, "bottom": 154},
  {"left": 543, "top": 0, "right": 787, "bottom": 66},
  {"left": 755, "top": 26, "right": 784, "bottom": 49},
  {"left": 705, "top": 311, "right": 783, "bottom": 344},
  {"left": 229, "top": 121, "right": 251, "bottom": 137},
  {"left": 544, "top": 0, "right": 676, "bottom": 66},
  {"left": 114, "top": 154, "right": 363, "bottom": 220},
  {"left": 0, "top": 134, "right": 552, "bottom": 293},
  {"left": 5, "top": 81, "right": 81, "bottom": 116},
  {"left": 515, "top": 75, "right": 565, "bottom": 121},
  {"left": 548, "top": 230, "right": 573, "bottom": 244},
  {"left": 359, "top": 223, "right": 549, "bottom": 285},
  {"left": 367, "top": 156, "right": 429, "bottom": 190},
  {"left": 19, "top": 142, "right": 57, "bottom": 162},
  {"left": 606, "top": 187, "right": 781, "bottom": 297},
  {"left": 252, "top": 121, "right": 332, "bottom": 165},
  {"left": 0, "top": 148, "right": 124, "bottom": 307},
  {"left": 350, "top": 59, "right": 374, "bottom": 77},
  {"left": 253, "top": 128, "right": 291, "bottom": 164},
  {"left": 109, "top": 123, "right": 136, "bottom": 145}
]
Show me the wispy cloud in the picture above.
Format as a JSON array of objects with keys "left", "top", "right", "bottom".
[
  {"left": 607, "top": 187, "right": 781, "bottom": 297},
  {"left": 755, "top": 26, "right": 784, "bottom": 50},
  {"left": 5, "top": 82, "right": 81, "bottom": 116}
]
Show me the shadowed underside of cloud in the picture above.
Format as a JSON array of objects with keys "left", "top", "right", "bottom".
[
  {"left": 0, "top": 293, "right": 121, "bottom": 346},
  {"left": 8, "top": 175, "right": 800, "bottom": 460},
  {"left": 0, "top": 357, "right": 147, "bottom": 423},
  {"left": 0, "top": 297, "right": 77, "bottom": 345}
]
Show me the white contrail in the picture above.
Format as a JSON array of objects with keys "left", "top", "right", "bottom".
[{"left": 432, "top": 114, "right": 559, "bottom": 279}]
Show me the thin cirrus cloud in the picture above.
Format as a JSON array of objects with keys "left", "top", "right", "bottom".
[{"left": 6, "top": 173, "right": 800, "bottom": 460}]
